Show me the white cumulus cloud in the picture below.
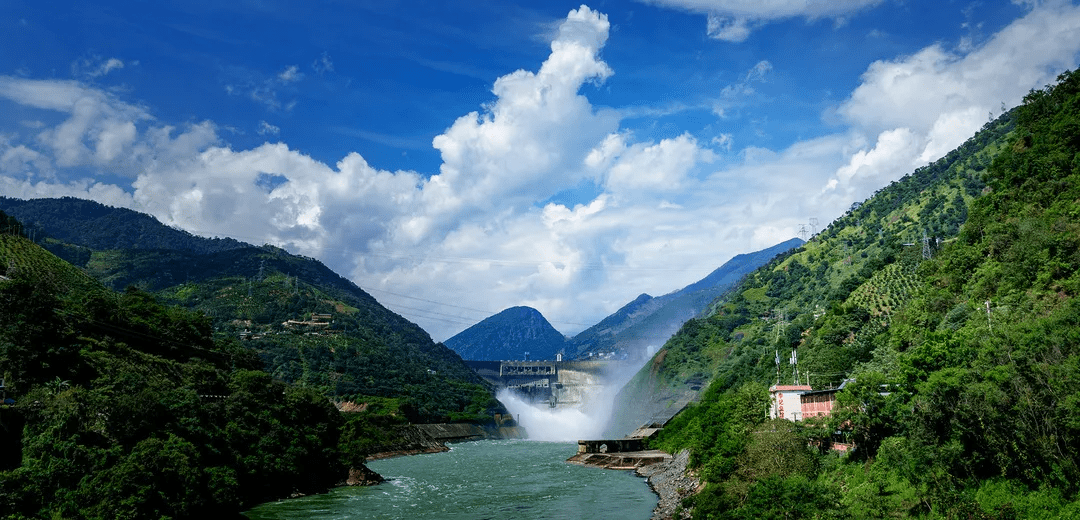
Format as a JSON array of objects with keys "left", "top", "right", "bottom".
[
  {"left": 824, "top": 0, "right": 1080, "bottom": 197},
  {"left": 2, "top": 3, "right": 1080, "bottom": 342},
  {"left": 644, "top": 0, "right": 885, "bottom": 41}
]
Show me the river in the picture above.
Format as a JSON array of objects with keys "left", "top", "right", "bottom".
[{"left": 243, "top": 439, "right": 658, "bottom": 519}]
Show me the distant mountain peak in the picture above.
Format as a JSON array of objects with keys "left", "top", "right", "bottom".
[{"left": 444, "top": 306, "right": 567, "bottom": 361}]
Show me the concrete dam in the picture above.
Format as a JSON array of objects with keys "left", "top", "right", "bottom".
[{"left": 465, "top": 360, "right": 617, "bottom": 410}]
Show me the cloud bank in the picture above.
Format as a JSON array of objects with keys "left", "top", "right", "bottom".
[{"left": 2, "top": 3, "right": 1080, "bottom": 340}]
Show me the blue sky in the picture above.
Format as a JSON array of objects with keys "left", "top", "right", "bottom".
[{"left": 2, "top": 0, "right": 1079, "bottom": 342}]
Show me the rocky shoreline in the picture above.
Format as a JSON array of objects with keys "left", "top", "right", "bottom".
[
  {"left": 566, "top": 445, "right": 699, "bottom": 519},
  {"left": 635, "top": 449, "right": 699, "bottom": 520}
]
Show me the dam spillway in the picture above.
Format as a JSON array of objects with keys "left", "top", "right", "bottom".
[{"left": 465, "top": 360, "right": 616, "bottom": 410}]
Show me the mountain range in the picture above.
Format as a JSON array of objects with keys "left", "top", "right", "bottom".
[
  {"left": 4, "top": 68, "right": 1080, "bottom": 518},
  {"left": 0, "top": 196, "right": 498, "bottom": 421},
  {"left": 443, "top": 238, "right": 802, "bottom": 362},
  {"left": 566, "top": 237, "right": 803, "bottom": 360}
]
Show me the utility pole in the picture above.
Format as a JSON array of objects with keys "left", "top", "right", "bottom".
[{"left": 774, "top": 311, "right": 786, "bottom": 385}]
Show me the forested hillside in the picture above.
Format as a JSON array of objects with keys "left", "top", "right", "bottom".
[
  {"left": 641, "top": 70, "right": 1080, "bottom": 518},
  {"left": 0, "top": 231, "right": 347, "bottom": 518},
  {"left": 0, "top": 205, "right": 507, "bottom": 517},
  {"left": 0, "top": 199, "right": 501, "bottom": 423},
  {"left": 610, "top": 93, "right": 1010, "bottom": 437},
  {"left": 0, "top": 196, "right": 246, "bottom": 256}
]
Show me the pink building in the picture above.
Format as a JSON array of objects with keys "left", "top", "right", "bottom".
[
  {"left": 800, "top": 388, "right": 839, "bottom": 419},
  {"left": 769, "top": 380, "right": 856, "bottom": 453},
  {"left": 769, "top": 380, "right": 852, "bottom": 422}
]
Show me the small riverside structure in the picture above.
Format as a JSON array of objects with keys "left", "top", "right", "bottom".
[
  {"left": 799, "top": 379, "right": 851, "bottom": 419},
  {"left": 568, "top": 422, "right": 672, "bottom": 470}
]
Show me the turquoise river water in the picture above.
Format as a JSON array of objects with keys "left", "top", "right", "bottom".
[{"left": 243, "top": 439, "right": 657, "bottom": 520}]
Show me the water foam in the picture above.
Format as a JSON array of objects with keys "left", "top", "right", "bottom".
[{"left": 496, "top": 353, "right": 650, "bottom": 442}]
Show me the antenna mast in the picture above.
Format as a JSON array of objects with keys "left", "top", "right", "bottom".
[{"left": 790, "top": 346, "right": 800, "bottom": 385}]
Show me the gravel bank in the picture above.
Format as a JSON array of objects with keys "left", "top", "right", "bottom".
[{"left": 636, "top": 449, "right": 699, "bottom": 520}]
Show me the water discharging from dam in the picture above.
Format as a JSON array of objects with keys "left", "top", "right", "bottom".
[{"left": 490, "top": 357, "right": 648, "bottom": 442}]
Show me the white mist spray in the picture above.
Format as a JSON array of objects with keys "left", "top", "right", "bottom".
[
  {"left": 497, "top": 353, "right": 652, "bottom": 442},
  {"left": 497, "top": 389, "right": 605, "bottom": 442}
]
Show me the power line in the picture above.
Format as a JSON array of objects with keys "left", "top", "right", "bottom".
[
  {"left": 363, "top": 286, "right": 596, "bottom": 328},
  {"left": 364, "top": 287, "right": 495, "bottom": 316}
]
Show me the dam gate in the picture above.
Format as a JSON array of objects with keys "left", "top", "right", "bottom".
[{"left": 465, "top": 360, "right": 616, "bottom": 410}]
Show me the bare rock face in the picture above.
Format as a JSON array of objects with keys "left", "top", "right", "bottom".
[{"left": 346, "top": 465, "right": 385, "bottom": 486}]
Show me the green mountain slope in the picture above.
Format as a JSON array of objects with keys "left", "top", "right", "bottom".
[
  {"left": 609, "top": 110, "right": 1010, "bottom": 437},
  {"left": 647, "top": 70, "right": 1080, "bottom": 518},
  {"left": 0, "top": 196, "right": 245, "bottom": 256},
  {"left": 0, "top": 198, "right": 499, "bottom": 422},
  {"left": 0, "top": 230, "right": 347, "bottom": 518}
]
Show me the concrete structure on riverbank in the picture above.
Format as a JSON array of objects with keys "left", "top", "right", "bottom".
[
  {"left": 568, "top": 418, "right": 672, "bottom": 470},
  {"left": 567, "top": 433, "right": 670, "bottom": 470}
]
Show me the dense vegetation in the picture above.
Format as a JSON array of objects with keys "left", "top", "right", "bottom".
[
  {"left": 0, "top": 196, "right": 246, "bottom": 255},
  {"left": 644, "top": 70, "right": 1080, "bottom": 518},
  {"left": 0, "top": 210, "right": 502, "bottom": 518},
  {"left": 0, "top": 199, "right": 502, "bottom": 424},
  {"left": 0, "top": 234, "right": 345, "bottom": 518}
]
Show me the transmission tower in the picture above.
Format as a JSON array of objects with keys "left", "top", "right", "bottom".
[
  {"left": 808, "top": 217, "right": 819, "bottom": 236},
  {"left": 774, "top": 348, "right": 781, "bottom": 385},
  {"left": 798, "top": 225, "right": 809, "bottom": 241},
  {"left": 922, "top": 230, "right": 932, "bottom": 260}
]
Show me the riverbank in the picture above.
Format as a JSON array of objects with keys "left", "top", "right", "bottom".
[
  {"left": 635, "top": 449, "right": 698, "bottom": 520},
  {"left": 567, "top": 446, "right": 698, "bottom": 520},
  {"left": 364, "top": 422, "right": 527, "bottom": 461}
]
